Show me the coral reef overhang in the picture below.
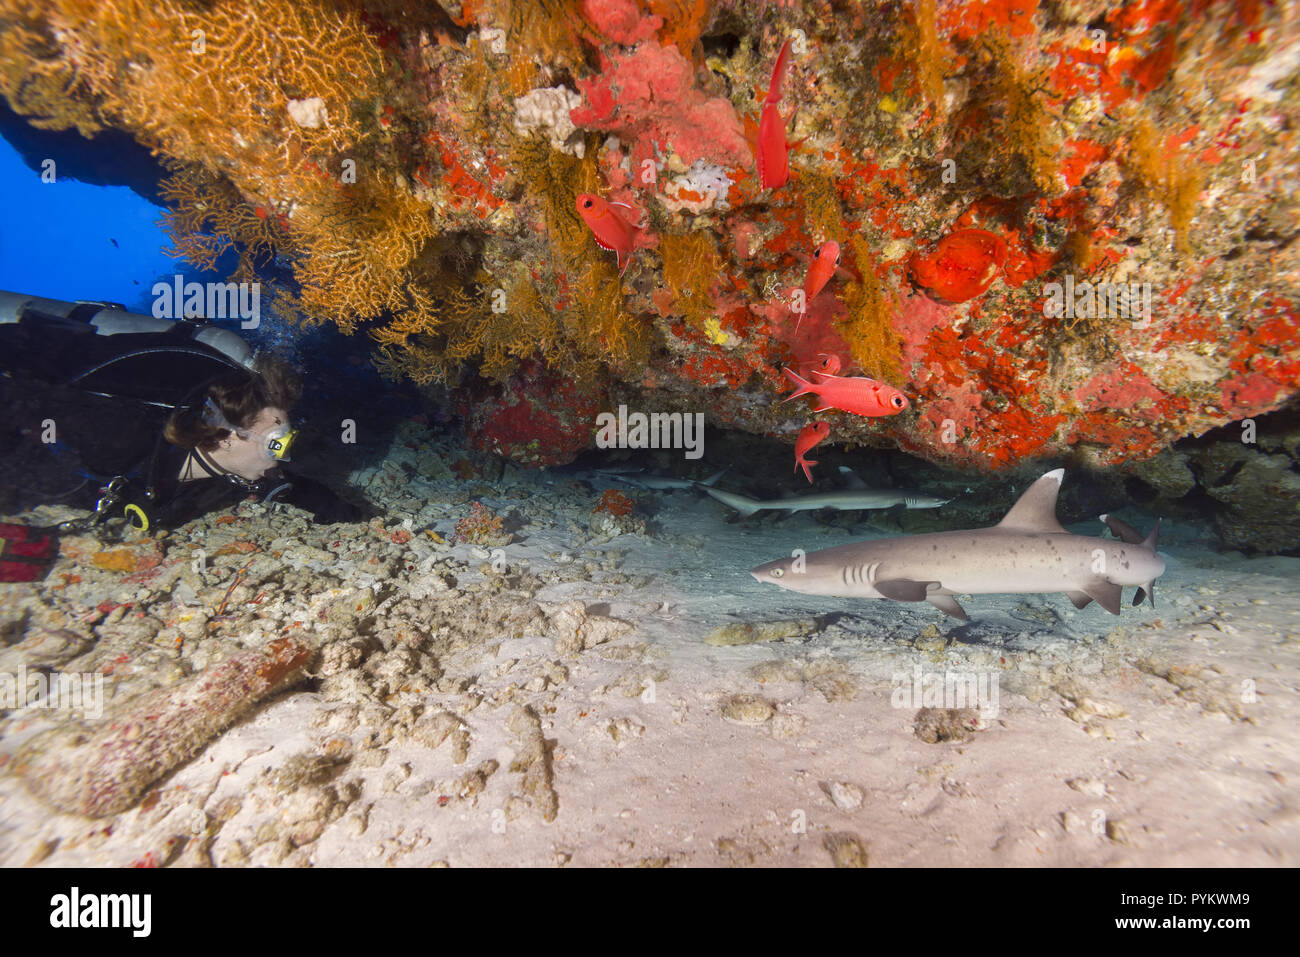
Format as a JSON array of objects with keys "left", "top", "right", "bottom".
[{"left": 3, "top": 0, "right": 1296, "bottom": 470}]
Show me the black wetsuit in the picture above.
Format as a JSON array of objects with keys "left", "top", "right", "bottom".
[
  {"left": 0, "top": 312, "right": 368, "bottom": 530},
  {"left": 0, "top": 375, "right": 368, "bottom": 529},
  {"left": 135, "top": 440, "right": 369, "bottom": 529}
]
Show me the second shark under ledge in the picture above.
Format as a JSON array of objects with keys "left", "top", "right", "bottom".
[{"left": 699, "top": 467, "right": 950, "bottom": 516}]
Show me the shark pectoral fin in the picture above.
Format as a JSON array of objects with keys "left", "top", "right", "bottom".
[
  {"left": 1082, "top": 581, "right": 1123, "bottom": 615},
  {"left": 1066, "top": 591, "right": 1094, "bottom": 610},
  {"left": 926, "top": 594, "right": 969, "bottom": 621},
  {"left": 874, "top": 579, "right": 937, "bottom": 602},
  {"left": 1135, "top": 582, "right": 1155, "bottom": 608}
]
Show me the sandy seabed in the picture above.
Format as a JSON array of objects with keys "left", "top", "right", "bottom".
[{"left": 1, "top": 428, "right": 1297, "bottom": 867}]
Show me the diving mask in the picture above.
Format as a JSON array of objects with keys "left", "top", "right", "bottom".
[{"left": 202, "top": 397, "right": 298, "bottom": 462}]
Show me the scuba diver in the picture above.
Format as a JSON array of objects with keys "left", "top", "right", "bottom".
[{"left": 0, "top": 290, "right": 371, "bottom": 581}]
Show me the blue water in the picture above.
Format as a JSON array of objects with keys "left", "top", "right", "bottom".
[{"left": 0, "top": 133, "right": 223, "bottom": 313}]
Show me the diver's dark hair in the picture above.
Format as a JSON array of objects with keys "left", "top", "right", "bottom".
[{"left": 164, "top": 355, "right": 302, "bottom": 451}]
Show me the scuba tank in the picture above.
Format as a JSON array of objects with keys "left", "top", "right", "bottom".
[
  {"left": 0, "top": 289, "right": 259, "bottom": 541},
  {"left": 0, "top": 289, "right": 255, "bottom": 407}
]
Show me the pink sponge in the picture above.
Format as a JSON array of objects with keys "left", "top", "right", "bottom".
[
  {"left": 581, "top": 0, "right": 662, "bottom": 44},
  {"left": 571, "top": 41, "right": 750, "bottom": 171}
]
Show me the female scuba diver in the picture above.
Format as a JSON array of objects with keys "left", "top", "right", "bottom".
[
  {"left": 0, "top": 290, "right": 370, "bottom": 580},
  {"left": 135, "top": 356, "right": 369, "bottom": 529}
]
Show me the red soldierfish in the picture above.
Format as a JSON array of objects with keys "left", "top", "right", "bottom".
[
  {"left": 805, "top": 241, "right": 840, "bottom": 301},
  {"left": 782, "top": 367, "right": 910, "bottom": 418},
  {"left": 576, "top": 194, "right": 642, "bottom": 275},
  {"left": 814, "top": 353, "right": 841, "bottom": 374},
  {"left": 757, "top": 39, "right": 794, "bottom": 190},
  {"left": 794, "top": 240, "right": 840, "bottom": 329},
  {"left": 794, "top": 421, "right": 830, "bottom": 483}
]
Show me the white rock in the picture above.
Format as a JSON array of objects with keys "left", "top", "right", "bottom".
[
  {"left": 287, "top": 96, "right": 328, "bottom": 129},
  {"left": 822, "top": 780, "right": 864, "bottom": 811},
  {"left": 513, "top": 86, "right": 584, "bottom": 157},
  {"left": 1066, "top": 776, "right": 1108, "bottom": 797}
]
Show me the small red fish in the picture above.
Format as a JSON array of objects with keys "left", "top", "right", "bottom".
[
  {"left": 815, "top": 353, "right": 842, "bottom": 375},
  {"left": 805, "top": 242, "right": 840, "bottom": 301},
  {"left": 794, "top": 240, "right": 840, "bottom": 329},
  {"left": 794, "top": 421, "right": 830, "bottom": 483},
  {"left": 909, "top": 228, "right": 1007, "bottom": 303},
  {"left": 782, "top": 368, "right": 909, "bottom": 418},
  {"left": 757, "top": 39, "right": 794, "bottom": 190},
  {"left": 576, "top": 194, "right": 642, "bottom": 275}
]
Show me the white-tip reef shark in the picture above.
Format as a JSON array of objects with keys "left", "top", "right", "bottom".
[
  {"left": 699, "top": 466, "right": 950, "bottom": 516},
  {"left": 750, "top": 469, "right": 1164, "bottom": 620},
  {"left": 599, "top": 467, "right": 729, "bottom": 491}
]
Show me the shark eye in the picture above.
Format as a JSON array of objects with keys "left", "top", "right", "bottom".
[
  {"left": 771, "top": 568, "right": 784, "bottom": 578},
  {"left": 891, "top": 395, "right": 905, "bottom": 408}
]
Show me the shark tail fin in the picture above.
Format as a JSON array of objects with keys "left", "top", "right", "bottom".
[
  {"left": 700, "top": 485, "right": 762, "bottom": 517},
  {"left": 700, "top": 467, "right": 729, "bottom": 487},
  {"left": 1099, "top": 513, "right": 1142, "bottom": 544},
  {"left": 1100, "top": 513, "right": 1161, "bottom": 550},
  {"left": 1136, "top": 518, "right": 1161, "bottom": 608}
]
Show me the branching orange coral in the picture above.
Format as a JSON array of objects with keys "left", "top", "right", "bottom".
[
  {"left": 835, "top": 236, "right": 904, "bottom": 384},
  {"left": 292, "top": 169, "right": 436, "bottom": 332},
  {"left": 0, "top": 0, "right": 439, "bottom": 338},
  {"left": 372, "top": 271, "right": 566, "bottom": 386},
  {"left": 981, "top": 32, "right": 1062, "bottom": 196},
  {"left": 158, "top": 162, "right": 290, "bottom": 274},
  {"left": 795, "top": 170, "right": 844, "bottom": 243},
  {"left": 476, "top": 0, "right": 593, "bottom": 69},
  {"left": 909, "top": 0, "right": 948, "bottom": 117},
  {"left": 23, "top": 0, "right": 384, "bottom": 167},
  {"left": 510, "top": 132, "right": 652, "bottom": 378},
  {"left": 0, "top": 14, "right": 102, "bottom": 134},
  {"left": 1125, "top": 113, "right": 1202, "bottom": 255},
  {"left": 660, "top": 231, "right": 721, "bottom": 327}
]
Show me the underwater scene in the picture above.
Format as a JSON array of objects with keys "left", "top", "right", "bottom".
[{"left": 0, "top": 0, "right": 1297, "bottom": 877}]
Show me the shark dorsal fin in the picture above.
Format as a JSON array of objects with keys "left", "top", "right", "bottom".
[
  {"left": 995, "top": 469, "right": 1067, "bottom": 533},
  {"left": 837, "top": 466, "right": 868, "bottom": 490}
]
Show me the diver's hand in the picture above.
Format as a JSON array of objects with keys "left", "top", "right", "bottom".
[
  {"left": 309, "top": 494, "right": 371, "bottom": 525},
  {"left": 270, "top": 472, "right": 372, "bottom": 524}
]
